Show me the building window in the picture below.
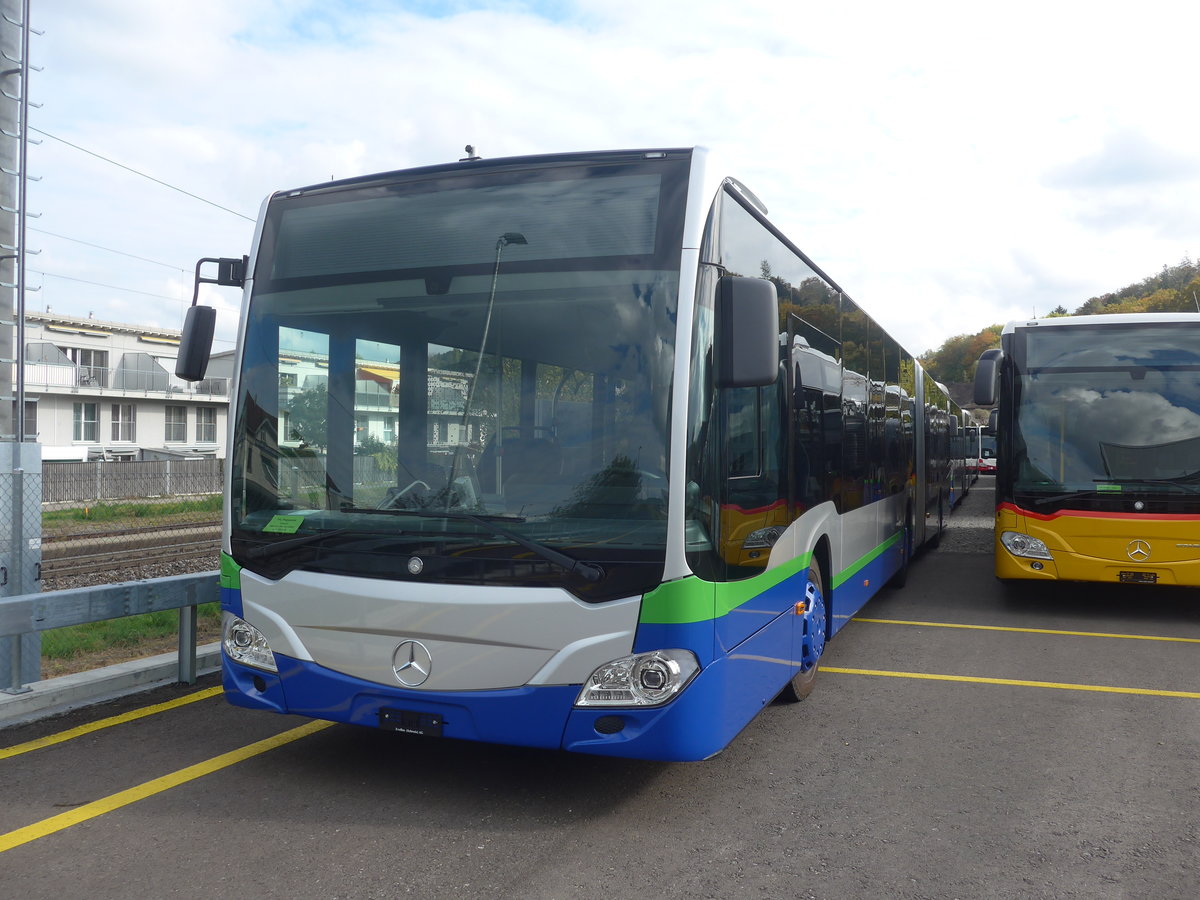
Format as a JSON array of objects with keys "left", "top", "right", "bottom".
[
  {"left": 73, "top": 402, "right": 99, "bottom": 442},
  {"left": 63, "top": 348, "right": 109, "bottom": 387},
  {"left": 10, "top": 399, "right": 36, "bottom": 441},
  {"left": 196, "top": 407, "right": 217, "bottom": 443},
  {"left": 111, "top": 404, "right": 136, "bottom": 442},
  {"left": 166, "top": 405, "right": 187, "bottom": 442}
]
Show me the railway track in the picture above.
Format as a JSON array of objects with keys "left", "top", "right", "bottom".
[{"left": 40, "top": 520, "right": 222, "bottom": 582}]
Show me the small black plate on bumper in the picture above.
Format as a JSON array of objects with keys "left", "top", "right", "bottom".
[
  {"left": 379, "top": 708, "right": 444, "bottom": 737},
  {"left": 1120, "top": 571, "right": 1157, "bottom": 584}
]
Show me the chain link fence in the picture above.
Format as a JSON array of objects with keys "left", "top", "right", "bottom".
[
  {"left": 39, "top": 459, "right": 223, "bottom": 590},
  {"left": 2, "top": 443, "right": 43, "bottom": 689}
]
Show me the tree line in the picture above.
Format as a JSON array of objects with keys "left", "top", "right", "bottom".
[{"left": 921, "top": 257, "right": 1200, "bottom": 384}]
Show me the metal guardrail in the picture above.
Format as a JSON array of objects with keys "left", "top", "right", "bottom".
[{"left": 0, "top": 570, "right": 220, "bottom": 694}]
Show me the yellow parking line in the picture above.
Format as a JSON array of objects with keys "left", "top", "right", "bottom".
[
  {"left": 0, "top": 686, "right": 224, "bottom": 761},
  {"left": 0, "top": 719, "right": 333, "bottom": 854},
  {"left": 853, "top": 617, "right": 1200, "bottom": 644},
  {"left": 824, "top": 666, "right": 1200, "bottom": 698}
]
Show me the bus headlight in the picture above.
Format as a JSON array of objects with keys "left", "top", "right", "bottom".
[
  {"left": 222, "top": 614, "right": 278, "bottom": 672},
  {"left": 1000, "top": 531, "right": 1053, "bottom": 560},
  {"left": 575, "top": 650, "right": 699, "bottom": 707}
]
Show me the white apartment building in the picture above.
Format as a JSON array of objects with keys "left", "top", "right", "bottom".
[{"left": 19, "top": 311, "right": 231, "bottom": 461}]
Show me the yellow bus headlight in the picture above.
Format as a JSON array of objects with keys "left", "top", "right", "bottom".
[{"left": 1000, "top": 531, "right": 1053, "bottom": 560}]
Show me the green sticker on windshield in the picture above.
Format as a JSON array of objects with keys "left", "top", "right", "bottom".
[
  {"left": 1096, "top": 484, "right": 1123, "bottom": 493},
  {"left": 263, "top": 514, "right": 306, "bottom": 534}
]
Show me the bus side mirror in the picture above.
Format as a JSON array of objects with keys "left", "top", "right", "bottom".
[
  {"left": 176, "top": 304, "right": 216, "bottom": 382},
  {"left": 176, "top": 256, "right": 247, "bottom": 382},
  {"left": 974, "top": 348, "right": 1003, "bottom": 406},
  {"left": 987, "top": 407, "right": 999, "bottom": 435},
  {"left": 716, "top": 276, "right": 779, "bottom": 388}
]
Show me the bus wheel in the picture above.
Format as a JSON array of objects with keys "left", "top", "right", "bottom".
[{"left": 779, "top": 565, "right": 827, "bottom": 702}]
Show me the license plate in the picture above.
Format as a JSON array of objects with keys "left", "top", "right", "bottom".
[
  {"left": 1119, "top": 571, "right": 1157, "bottom": 584},
  {"left": 378, "top": 708, "right": 444, "bottom": 737}
]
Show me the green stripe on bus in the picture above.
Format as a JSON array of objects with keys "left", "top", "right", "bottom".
[
  {"left": 641, "top": 529, "right": 902, "bottom": 626},
  {"left": 832, "top": 531, "right": 901, "bottom": 589},
  {"left": 220, "top": 552, "right": 241, "bottom": 591},
  {"left": 640, "top": 552, "right": 813, "bottom": 625}
]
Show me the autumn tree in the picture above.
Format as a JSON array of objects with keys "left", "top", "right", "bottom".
[{"left": 919, "top": 325, "right": 1002, "bottom": 384}]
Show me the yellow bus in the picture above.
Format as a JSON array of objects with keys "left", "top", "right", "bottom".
[{"left": 974, "top": 313, "right": 1200, "bottom": 586}]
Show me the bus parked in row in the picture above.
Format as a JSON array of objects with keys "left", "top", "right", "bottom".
[
  {"left": 974, "top": 313, "right": 1200, "bottom": 586},
  {"left": 965, "top": 423, "right": 996, "bottom": 475},
  {"left": 179, "top": 147, "right": 964, "bottom": 760}
]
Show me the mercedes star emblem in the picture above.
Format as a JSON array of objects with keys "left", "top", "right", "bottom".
[
  {"left": 392, "top": 640, "right": 433, "bottom": 687},
  {"left": 1126, "top": 540, "right": 1151, "bottom": 562}
]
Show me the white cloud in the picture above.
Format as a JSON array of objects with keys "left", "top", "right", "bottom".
[{"left": 18, "top": 0, "right": 1200, "bottom": 358}]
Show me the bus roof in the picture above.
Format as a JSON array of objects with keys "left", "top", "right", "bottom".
[{"left": 1002, "top": 312, "right": 1200, "bottom": 336}]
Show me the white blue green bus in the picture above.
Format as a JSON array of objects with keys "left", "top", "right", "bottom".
[{"left": 178, "top": 147, "right": 957, "bottom": 760}]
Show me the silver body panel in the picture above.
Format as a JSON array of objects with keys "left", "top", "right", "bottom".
[{"left": 239, "top": 568, "right": 642, "bottom": 690}]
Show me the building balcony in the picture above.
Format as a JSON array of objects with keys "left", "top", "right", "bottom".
[{"left": 18, "top": 363, "right": 229, "bottom": 399}]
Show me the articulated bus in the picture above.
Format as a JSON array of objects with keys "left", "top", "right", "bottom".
[
  {"left": 940, "top": 388, "right": 972, "bottom": 506},
  {"left": 178, "top": 147, "right": 960, "bottom": 761},
  {"left": 974, "top": 313, "right": 1200, "bottom": 586}
]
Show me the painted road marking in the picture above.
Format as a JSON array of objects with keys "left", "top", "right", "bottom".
[
  {"left": 0, "top": 719, "right": 333, "bottom": 853},
  {"left": 854, "top": 617, "right": 1200, "bottom": 644},
  {"left": 0, "top": 686, "right": 224, "bottom": 761},
  {"left": 824, "top": 666, "right": 1200, "bottom": 699}
]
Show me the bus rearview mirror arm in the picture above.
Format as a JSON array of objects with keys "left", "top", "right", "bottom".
[{"left": 176, "top": 256, "right": 247, "bottom": 382}]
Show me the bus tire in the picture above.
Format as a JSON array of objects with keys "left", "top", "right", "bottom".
[{"left": 778, "top": 564, "right": 827, "bottom": 703}]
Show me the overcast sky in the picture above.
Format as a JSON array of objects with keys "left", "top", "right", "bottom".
[{"left": 21, "top": 0, "right": 1200, "bottom": 357}]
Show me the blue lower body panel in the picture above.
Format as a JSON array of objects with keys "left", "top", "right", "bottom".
[
  {"left": 223, "top": 600, "right": 802, "bottom": 762},
  {"left": 224, "top": 653, "right": 577, "bottom": 751},
  {"left": 830, "top": 534, "right": 902, "bottom": 634}
]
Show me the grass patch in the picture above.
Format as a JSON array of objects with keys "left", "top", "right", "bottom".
[
  {"left": 40, "top": 602, "right": 222, "bottom": 660},
  {"left": 42, "top": 494, "right": 223, "bottom": 527}
]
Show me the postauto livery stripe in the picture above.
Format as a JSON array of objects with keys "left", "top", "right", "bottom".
[
  {"left": 999, "top": 501, "right": 1200, "bottom": 522},
  {"left": 0, "top": 720, "right": 333, "bottom": 854},
  {"left": 0, "top": 687, "right": 223, "bottom": 761}
]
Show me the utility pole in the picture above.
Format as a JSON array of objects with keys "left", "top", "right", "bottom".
[{"left": 1, "top": 0, "right": 41, "bottom": 692}]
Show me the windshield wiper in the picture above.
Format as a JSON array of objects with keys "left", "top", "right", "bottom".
[
  {"left": 387, "top": 507, "right": 605, "bottom": 582},
  {"left": 244, "top": 508, "right": 604, "bottom": 582},
  {"left": 1094, "top": 478, "right": 1200, "bottom": 494},
  {"left": 1026, "top": 480, "right": 1200, "bottom": 507},
  {"left": 348, "top": 507, "right": 526, "bottom": 523},
  {"left": 1028, "top": 490, "right": 1102, "bottom": 507},
  {"left": 243, "top": 528, "right": 352, "bottom": 562}
]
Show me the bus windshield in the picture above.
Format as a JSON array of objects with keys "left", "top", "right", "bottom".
[
  {"left": 1010, "top": 322, "right": 1200, "bottom": 494},
  {"left": 229, "top": 155, "right": 688, "bottom": 598}
]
